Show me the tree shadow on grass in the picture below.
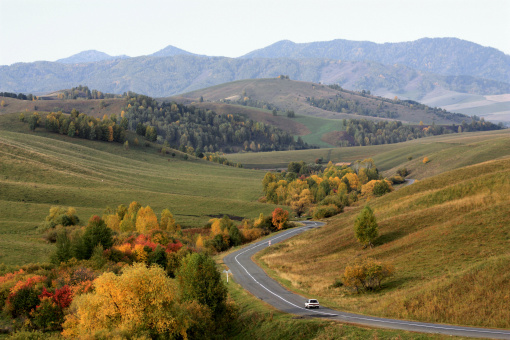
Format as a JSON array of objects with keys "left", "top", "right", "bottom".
[{"left": 374, "top": 230, "right": 406, "bottom": 246}]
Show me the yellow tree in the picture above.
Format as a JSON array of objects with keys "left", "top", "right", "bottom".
[
  {"left": 136, "top": 206, "right": 159, "bottom": 233},
  {"left": 290, "top": 188, "right": 313, "bottom": 217},
  {"left": 343, "top": 173, "right": 360, "bottom": 192},
  {"left": 62, "top": 263, "right": 190, "bottom": 338},
  {"left": 160, "top": 209, "right": 176, "bottom": 232},
  {"left": 107, "top": 125, "right": 114, "bottom": 142},
  {"left": 196, "top": 234, "right": 204, "bottom": 249}
]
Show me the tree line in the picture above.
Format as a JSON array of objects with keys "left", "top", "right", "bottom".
[
  {"left": 20, "top": 109, "right": 126, "bottom": 143},
  {"left": 124, "top": 93, "right": 312, "bottom": 153},
  {"left": 0, "top": 92, "right": 35, "bottom": 101},
  {"left": 307, "top": 95, "right": 399, "bottom": 119},
  {"left": 338, "top": 118, "right": 502, "bottom": 147},
  {"left": 56, "top": 85, "right": 123, "bottom": 100}
]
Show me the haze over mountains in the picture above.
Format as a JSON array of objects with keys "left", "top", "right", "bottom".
[{"left": 1, "top": 38, "right": 509, "bottom": 122}]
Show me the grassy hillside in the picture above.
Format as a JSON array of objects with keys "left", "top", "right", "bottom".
[
  {"left": 0, "top": 96, "right": 124, "bottom": 119},
  {"left": 226, "top": 129, "right": 510, "bottom": 176},
  {"left": 176, "top": 78, "right": 468, "bottom": 125},
  {"left": 168, "top": 99, "right": 349, "bottom": 148},
  {"left": 256, "top": 158, "right": 510, "bottom": 328},
  {"left": 0, "top": 113, "right": 276, "bottom": 265},
  {"left": 221, "top": 257, "right": 466, "bottom": 340}
]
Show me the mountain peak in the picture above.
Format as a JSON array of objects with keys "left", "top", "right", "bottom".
[
  {"left": 56, "top": 50, "right": 128, "bottom": 64},
  {"left": 150, "top": 45, "right": 196, "bottom": 57}
]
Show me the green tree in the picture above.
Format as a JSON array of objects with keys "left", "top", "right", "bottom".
[
  {"left": 51, "top": 230, "right": 73, "bottom": 264},
  {"left": 354, "top": 206, "right": 378, "bottom": 248},
  {"left": 177, "top": 252, "right": 227, "bottom": 318},
  {"left": 28, "top": 113, "right": 39, "bottom": 131},
  {"left": 79, "top": 216, "right": 113, "bottom": 259}
]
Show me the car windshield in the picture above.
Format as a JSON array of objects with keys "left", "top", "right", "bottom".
[{"left": 309, "top": 300, "right": 318, "bottom": 303}]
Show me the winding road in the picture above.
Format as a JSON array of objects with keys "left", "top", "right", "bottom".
[{"left": 224, "top": 221, "right": 510, "bottom": 339}]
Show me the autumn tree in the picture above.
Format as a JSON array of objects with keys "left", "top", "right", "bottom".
[
  {"left": 272, "top": 208, "right": 289, "bottom": 230},
  {"left": 290, "top": 188, "right": 313, "bottom": 217},
  {"left": 354, "top": 206, "right": 378, "bottom": 248},
  {"left": 136, "top": 206, "right": 159, "bottom": 233},
  {"left": 63, "top": 263, "right": 189, "bottom": 338},
  {"left": 160, "top": 208, "right": 176, "bottom": 232},
  {"left": 342, "top": 257, "right": 394, "bottom": 293},
  {"left": 177, "top": 252, "right": 228, "bottom": 318}
]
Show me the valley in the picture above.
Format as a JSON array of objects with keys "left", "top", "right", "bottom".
[{"left": 1, "top": 34, "right": 509, "bottom": 339}]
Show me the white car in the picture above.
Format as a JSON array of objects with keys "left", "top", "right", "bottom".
[{"left": 304, "top": 299, "right": 320, "bottom": 309}]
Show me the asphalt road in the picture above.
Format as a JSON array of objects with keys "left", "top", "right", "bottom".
[{"left": 224, "top": 221, "right": 510, "bottom": 339}]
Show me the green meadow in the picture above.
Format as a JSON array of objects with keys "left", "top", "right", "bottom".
[
  {"left": 0, "top": 113, "right": 276, "bottom": 265},
  {"left": 226, "top": 129, "right": 510, "bottom": 177}
]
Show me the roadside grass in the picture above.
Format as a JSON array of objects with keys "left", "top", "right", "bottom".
[
  {"left": 225, "top": 129, "right": 510, "bottom": 177},
  {"left": 220, "top": 256, "right": 465, "bottom": 339},
  {"left": 255, "top": 158, "right": 510, "bottom": 328},
  {"left": 0, "top": 113, "right": 276, "bottom": 265}
]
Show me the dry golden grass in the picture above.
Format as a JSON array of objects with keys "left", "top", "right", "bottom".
[{"left": 259, "top": 158, "right": 510, "bottom": 328}]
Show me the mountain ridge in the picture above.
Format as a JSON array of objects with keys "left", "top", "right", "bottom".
[
  {"left": 242, "top": 37, "right": 510, "bottom": 84},
  {"left": 56, "top": 49, "right": 130, "bottom": 63}
]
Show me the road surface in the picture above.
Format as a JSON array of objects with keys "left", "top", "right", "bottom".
[{"left": 224, "top": 221, "right": 510, "bottom": 339}]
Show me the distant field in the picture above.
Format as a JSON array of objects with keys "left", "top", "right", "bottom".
[
  {"left": 257, "top": 157, "right": 510, "bottom": 328},
  {"left": 0, "top": 96, "right": 125, "bottom": 118},
  {"left": 0, "top": 113, "right": 276, "bottom": 265},
  {"left": 226, "top": 129, "right": 510, "bottom": 178}
]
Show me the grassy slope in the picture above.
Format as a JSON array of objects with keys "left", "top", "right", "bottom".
[
  {"left": 225, "top": 129, "right": 510, "bottom": 175},
  {"left": 0, "top": 96, "right": 124, "bottom": 119},
  {"left": 221, "top": 259, "right": 467, "bottom": 340},
  {"left": 176, "top": 78, "right": 468, "bottom": 125},
  {"left": 256, "top": 158, "right": 510, "bottom": 328},
  {"left": 0, "top": 113, "right": 276, "bottom": 265}
]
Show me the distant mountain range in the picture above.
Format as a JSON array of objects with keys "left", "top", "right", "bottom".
[
  {"left": 242, "top": 38, "right": 510, "bottom": 84},
  {"left": 1, "top": 38, "right": 509, "bottom": 122},
  {"left": 56, "top": 50, "right": 130, "bottom": 64}
]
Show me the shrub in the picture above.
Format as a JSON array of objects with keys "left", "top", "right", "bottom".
[
  {"left": 389, "top": 175, "right": 405, "bottom": 184},
  {"left": 312, "top": 204, "right": 340, "bottom": 219},
  {"left": 342, "top": 257, "right": 395, "bottom": 293},
  {"left": 396, "top": 167, "right": 409, "bottom": 177},
  {"left": 373, "top": 179, "right": 392, "bottom": 197},
  {"left": 7, "top": 285, "right": 40, "bottom": 317},
  {"left": 31, "top": 297, "right": 63, "bottom": 331}
]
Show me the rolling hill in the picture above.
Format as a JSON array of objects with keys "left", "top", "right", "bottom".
[
  {"left": 173, "top": 78, "right": 471, "bottom": 125},
  {"left": 256, "top": 156, "right": 510, "bottom": 328},
  {"left": 225, "top": 128, "right": 510, "bottom": 175},
  {"left": 0, "top": 112, "right": 278, "bottom": 265}
]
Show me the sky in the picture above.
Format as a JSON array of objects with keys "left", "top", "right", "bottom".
[{"left": 1, "top": 0, "right": 509, "bottom": 66}]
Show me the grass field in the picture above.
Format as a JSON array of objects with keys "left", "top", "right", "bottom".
[
  {"left": 218, "top": 253, "right": 469, "bottom": 340},
  {"left": 256, "top": 157, "right": 510, "bottom": 328},
  {"left": 0, "top": 113, "right": 278, "bottom": 265},
  {"left": 226, "top": 129, "right": 510, "bottom": 177}
]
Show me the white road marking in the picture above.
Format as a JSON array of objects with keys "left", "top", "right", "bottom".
[{"left": 231, "top": 222, "right": 510, "bottom": 338}]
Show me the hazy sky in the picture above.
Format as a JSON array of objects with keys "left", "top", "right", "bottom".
[{"left": 1, "top": 0, "right": 509, "bottom": 65}]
